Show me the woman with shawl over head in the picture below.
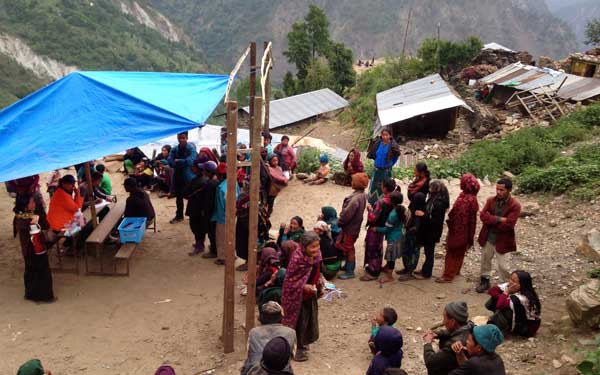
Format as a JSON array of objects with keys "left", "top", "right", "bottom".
[
  {"left": 334, "top": 148, "right": 365, "bottom": 186},
  {"left": 366, "top": 128, "right": 400, "bottom": 205},
  {"left": 414, "top": 180, "right": 450, "bottom": 280},
  {"left": 437, "top": 174, "right": 480, "bottom": 283},
  {"left": 319, "top": 206, "right": 341, "bottom": 243},
  {"left": 281, "top": 231, "right": 324, "bottom": 362},
  {"left": 14, "top": 194, "right": 55, "bottom": 302},
  {"left": 407, "top": 162, "right": 430, "bottom": 202},
  {"left": 199, "top": 147, "right": 219, "bottom": 164},
  {"left": 361, "top": 178, "right": 396, "bottom": 281}
]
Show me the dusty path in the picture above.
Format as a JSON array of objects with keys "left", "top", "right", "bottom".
[{"left": 0, "top": 166, "right": 597, "bottom": 374}]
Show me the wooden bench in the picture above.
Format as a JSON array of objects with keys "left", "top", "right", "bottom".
[
  {"left": 114, "top": 243, "right": 137, "bottom": 276},
  {"left": 113, "top": 216, "right": 156, "bottom": 276},
  {"left": 84, "top": 200, "right": 126, "bottom": 275}
]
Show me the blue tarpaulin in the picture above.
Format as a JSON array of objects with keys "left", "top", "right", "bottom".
[{"left": 0, "top": 71, "right": 229, "bottom": 182}]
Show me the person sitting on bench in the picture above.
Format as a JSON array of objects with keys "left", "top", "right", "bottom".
[{"left": 123, "top": 177, "right": 155, "bottom": 224}]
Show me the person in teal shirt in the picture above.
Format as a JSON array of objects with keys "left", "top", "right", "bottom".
[
  {"left": 377, "top": 190, "right": 409, "bottom": 283},
  {"left": 211, "top": 162, "right": 239, "bottom": 265},
  {"left": 95, "top": 164, "right": 113, "bottom": 195}
]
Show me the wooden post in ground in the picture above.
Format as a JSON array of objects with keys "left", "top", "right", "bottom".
[
  {"left": 249, "top": 42, "right": 257, "bottom": 144},
  {"left": 245, "top": 97, "right": 263, "bottom": 336},
  {"left": 83, "top": 162, "right": 98, "bottom": 228},
  {"left": 401, "top": 7, "right": 412, "bottom": 59},
  {"left": 263, "top": 41, "right": 271, "bottom": 133},
  {"left": 223, "top": 101, "right": 238, "bottom": 353}
]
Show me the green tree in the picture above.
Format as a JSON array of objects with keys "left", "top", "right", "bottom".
[
  {"left": 283, "top": 21, "right": 311, "bottom": 80},
  {"left": 283, "top": 71, "right": 297, "bottom": 96},
  {"left": 585, "top": 18, "right": 600, "bottom": 46},
  {"left": 328, "top": 42, "right": 356, "bottom": 94},
  {"left": 233, "top": 77, "right": 262, "bottom": 107},
  {"left": 305, "top": 4, "right": 330, "bottom": 59},
  {"left": 303, "top": 60, "right": 334, "bottom": 92},
  {"left": 418, "top": 36, "right": 482, "bottom": 75}
]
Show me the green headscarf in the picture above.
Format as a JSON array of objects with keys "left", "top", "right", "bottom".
[
  {"left": 321, "top": 206, "right": 338, "bottom": 223},
  {"left": 17, "top": 359, "right": 44, "bottom": 375}
]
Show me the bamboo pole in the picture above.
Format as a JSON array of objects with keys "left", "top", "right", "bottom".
[
  {"left": 263, "top": 41, "right": 271, "bottom": 133},
  {"left": 245, "top": 97, "right": 263, "bottom": 335},
  {"left": 223, "top": 101, "right": 238, "bottom": 353},
  {"left": 83, "top": 162, "right": 98, "bottom": 228}
]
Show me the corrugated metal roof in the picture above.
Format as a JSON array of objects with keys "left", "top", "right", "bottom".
[
  {"left": 479, "top": 62, "right": 600, "bottom": 101},
  {"left": 483, "top": 42, "right": 514, "bottom": 52},
  {"left": 375, "top": 74, "right": 472, "bottom": 127},
  {"left": 241, "top": 88, "right": 348, "bottom": 130}
]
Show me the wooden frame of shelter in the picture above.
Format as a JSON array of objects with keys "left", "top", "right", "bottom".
[
  {"left": 221, "top": 41, "right": 273, "bottom": 353},
  {"left": 504, "top": 77, "right": 570, "bottom": 122}
]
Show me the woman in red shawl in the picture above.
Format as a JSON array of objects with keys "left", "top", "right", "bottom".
[
  {"left": 199, "top": 147, "right": 219, "bottom": 163},
  {"left": 436, "top": 174, "right": 480, "bottom": 283},
  {"left": 281, "top": 231, "right": 323, "bottom": 362},
  {"left": 334, "top": 148, "right": 365, "bottom": 186}
]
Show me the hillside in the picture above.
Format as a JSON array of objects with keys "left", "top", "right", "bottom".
[
  {"left": 546, "top": 0, "right": 600, "bottom": 49},
  {"left": 146, "top": 0, "right": 577, "bottom": 80},
  {"left": 0, "top": 0, "right": 213, "bottom": 109}
]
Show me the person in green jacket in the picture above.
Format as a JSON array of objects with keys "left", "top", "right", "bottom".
[
  {"left": 95, "top": 164, "right": 112, "bottom": 195},
  {"left": 377, "top": 190, "right": 409, "bottom": 283}
]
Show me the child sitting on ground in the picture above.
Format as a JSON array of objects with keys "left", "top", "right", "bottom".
[
  {"left": 299, "top": 154, "right": 331, "bottom": 185},
  {"left": 369, "top": 306, "right": 398, "bottom": 354},
  {"left": 134, "top": 158, "right": 155, "bottom": 189},
  {"left": 367, "top": 326, "right": 404, "bottom": 375}
]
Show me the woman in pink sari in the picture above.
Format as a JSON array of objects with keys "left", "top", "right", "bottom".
[
  {"left": 281, "top": 231, "right": 323, "bottom": 362},
  {"left": 267, "top": 155, "right": 288, "bottom": 215}
]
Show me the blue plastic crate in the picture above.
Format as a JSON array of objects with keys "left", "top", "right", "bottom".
[{"left": 118, "top": 217, "right": 147, "bottom": 243}]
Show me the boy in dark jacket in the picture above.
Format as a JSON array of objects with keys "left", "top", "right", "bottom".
[
  {"left": 449, "top": 324, "right": 506, "bottom": 375},
  {"left": 423, "top": 302, "right": 474, "bottom": 375},
  {"left": 367, "top": 326, "right": 404, "bottom": 375},
  {"left": 123, "top": 177, "right": 155, "bottom": 222},
  {"left": 416, "top": 180, "right": 449, "bottom": 279},
  {"left": 335, "top": 172, "right": 368, "bottom": 279},
  {"left": 476, "top": 178, "right": 521, "bottom": 293}
]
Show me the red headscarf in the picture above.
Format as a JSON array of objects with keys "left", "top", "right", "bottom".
[
  {"left": 446, "top": 174, "right": 480, "bottom": 251},
  {"left": 200, "top": 147, "right": 219, "bottom": 163},
  {"left": 343, "top": 148, "right": 364, "bottom": 174}
]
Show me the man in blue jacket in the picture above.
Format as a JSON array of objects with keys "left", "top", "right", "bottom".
[{"left": 168, "top": 131, "right": 197, "bottom": 223}]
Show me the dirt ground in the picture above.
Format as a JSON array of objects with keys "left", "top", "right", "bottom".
[{"left": 0, "top": 163, "right": 598, "bottom": 375}]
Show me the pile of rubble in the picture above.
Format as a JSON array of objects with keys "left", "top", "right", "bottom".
[
  {"left": 471, "top": 48, "right": 533, "bottom": 68},
  {"left": 459, "top": 64, "right": 498, "bottom": 81}
]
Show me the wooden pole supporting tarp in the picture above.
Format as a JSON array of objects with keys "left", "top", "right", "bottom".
[
  {"left": 249, "top": 42, "right": 257, "bottom": 144},
  {"left": 263, "top": 41, "right": 271, "bottom": 133},
  {"left": 245, "top": 97, "right": 263, "bottom": 335},
  {"left": 223, "top": 101, "right": 238, "bottom": 353},
  {"left": 83, "top": 162, "right": 98, "bottom": 228}
]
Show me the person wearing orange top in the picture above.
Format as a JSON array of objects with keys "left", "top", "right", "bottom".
[{"left": 47, "top": 174, "right": 83, "bottom": 232}]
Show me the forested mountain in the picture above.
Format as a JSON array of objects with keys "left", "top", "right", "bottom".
[
  {"left": 546, "top": 0, "right": 600, "bottom": 49},
  {"left": 0, "top": 0, "right": 213, "bottom": 108},
  {"left": 147, "top": 0, "right": 577, "bottom": 80}
]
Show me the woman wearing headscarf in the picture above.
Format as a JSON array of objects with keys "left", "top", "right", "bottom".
[
  {"left": 362, "top": 178, "right": 396, "bottom": 281},
  {"left": 414, "top": 180, "right": 450, "bottom": 280},
  {"left": 437, "top": 174, "right": 480, "bottom": 283},
  {"left": 199, "top": 146, "right": 219, "bottom": 164},
  {"left": 314, "top": 221, "right": 341, "bottom": 280},
  {"left": 366, "top": 128, "right": 400, "bottom": 205},
  {"left": 319, "top": 206, "right": 340, "bottom": 243},
  {"left": 334, "top": 148, "right": 364, "bottom": 186},
  {"left": 14, "top": 194, "right": 55, "bottom": 302},
  {"left": 281, "top": 231, "right": 323, "bottom": 362},
  {"left": 336, "top": 172, "right": 369, "bottom": 279}
]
